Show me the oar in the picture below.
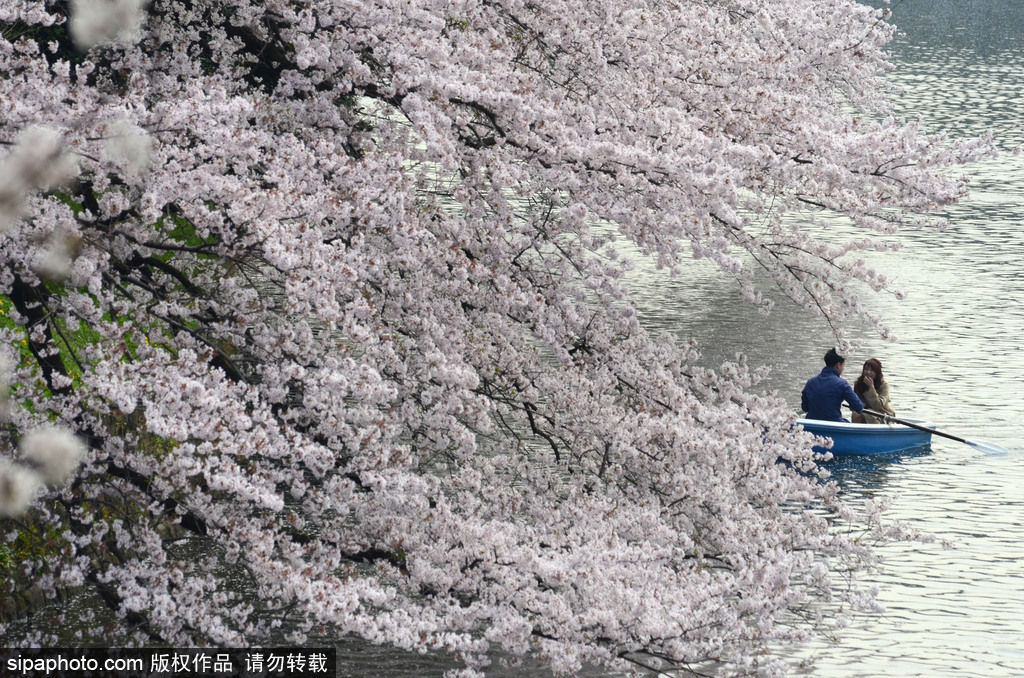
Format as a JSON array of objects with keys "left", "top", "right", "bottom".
[{"left": 862, "top": 408, "right": 1008, "bottom": 455}]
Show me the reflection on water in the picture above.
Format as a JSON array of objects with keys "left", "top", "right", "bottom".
[{"left": 823, "top": 445, "right": 933, "bottom": 498}]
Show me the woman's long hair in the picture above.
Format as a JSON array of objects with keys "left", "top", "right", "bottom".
[{"left": 854, "top": 358, "right": 885, "bottom": 397}]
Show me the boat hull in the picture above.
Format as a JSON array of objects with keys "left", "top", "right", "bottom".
[{"left": 797, "top": 418, "right": 934, "bottom": 455}]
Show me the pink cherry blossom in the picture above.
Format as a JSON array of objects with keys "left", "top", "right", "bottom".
[{"left": 0, "top": 0, "right": 988, "bottom": 674}]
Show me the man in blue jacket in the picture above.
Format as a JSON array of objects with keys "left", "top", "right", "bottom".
[{"left": 801, "top": 348, "right": 864, "bottom": 422}]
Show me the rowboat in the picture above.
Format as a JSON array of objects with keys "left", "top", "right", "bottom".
[{"left": 797, "top": 417, "right": 935, "bottom": 455}]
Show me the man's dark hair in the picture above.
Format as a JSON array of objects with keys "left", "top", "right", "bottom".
[{"left": 824, "top": 348, "right": 845, "bottom": 367}]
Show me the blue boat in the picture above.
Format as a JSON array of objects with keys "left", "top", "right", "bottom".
[{"left": 797, "top": 417, "right": 934, "bottom": 455}]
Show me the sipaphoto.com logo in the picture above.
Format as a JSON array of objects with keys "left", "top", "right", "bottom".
[
  {"left": 0, "top": 647, "right": 337, "bottom": 677},
  {"left": 7, "top": 652, "right": 143, "bottom": 674}
]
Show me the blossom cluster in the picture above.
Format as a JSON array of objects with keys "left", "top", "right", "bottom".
[
  {"left": 0, "top": 124, "right": 87, "bottom": 516},
  {"left": 0, "top": 353, "right": 85, "bottom": 516},
  {"left": 0, "top": 0, "right": 986, "bottom": 675}
]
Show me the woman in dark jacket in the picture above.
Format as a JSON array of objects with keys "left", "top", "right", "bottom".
[{"left": 851, "top": 358, "right": 895, "bottom": 424}]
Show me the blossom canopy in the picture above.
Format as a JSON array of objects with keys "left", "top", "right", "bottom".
[{"left": 0, "top": 0, "right": 984, "bottom": 674}]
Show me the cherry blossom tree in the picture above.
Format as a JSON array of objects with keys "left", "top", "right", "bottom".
[{"left": 0, "top": 0, "right": 988, "bottom": 675}]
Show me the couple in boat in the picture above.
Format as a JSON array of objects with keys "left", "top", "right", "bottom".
[{"left": 801, "top": 348, "right": 896, "bottom": 424}]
